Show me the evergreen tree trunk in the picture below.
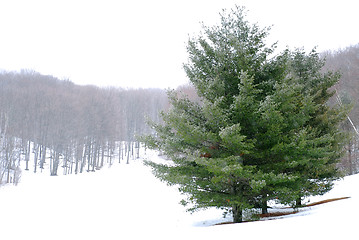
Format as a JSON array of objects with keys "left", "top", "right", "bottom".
[
  {"left": 296, "top": 197, "right": 302, "bottom": 207},
  {"left": 261, "top": 199, "right": 268, "bottom": 215},
  {"left": 232, "top": 205, "right": 243, "bottom": 223}
]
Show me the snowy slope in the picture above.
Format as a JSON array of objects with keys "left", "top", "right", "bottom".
[{"left": 0, "top": 150, "right": 357, "bottom": 240}]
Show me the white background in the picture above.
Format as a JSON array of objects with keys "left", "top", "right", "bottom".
[{"left": 0, "top": 0, "right": 358, "bottom": 89}]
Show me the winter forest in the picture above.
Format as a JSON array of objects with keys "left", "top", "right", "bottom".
[
  {"left": 0, "top": 70, "right": 168, "bottom": 184},
  {"left": 1, "top": 44, "right": 359, "bottom": 187},
  {"left": 324, "top": 45, "right": 359, "bottom": 175}
]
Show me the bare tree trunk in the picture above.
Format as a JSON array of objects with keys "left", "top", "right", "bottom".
[
  {"left": 69, "top": 155, "right": 73, "bottom": 174},
  {"left": 54, "top": 151, "right": 60, "bottom": 176},
  {"left": 100, "top": 145, "right": 105, "bottom": 168},
  {"left": 74, "top": 146, "right": 79, "bottom": 174},
  {"left": 108, "top": 141, "right": 113, "bottom": 166},
  {"left": 39, "top": 145, "right": 46, "bottom": 170},
  {"left": 125, "top": 141, "right": 128, "bottom": 157},
  {"left": 87, "top": 141, "right": 92, "bottom": 172},
  {"left": 131, "top": 141, "right": 134, "bottom": 159},
  {"left": 6, "top": 142, "right": 12, "bottom": 183},
  {"left": 348, "top": 141, "right": 353, "bottom": 175},
  {"left": 0, "top": 167, "right": 6, "bottom": 185},
  {"left": 355, "top": 138, "right": 358, "bottom": 174},
  {"left": 136, "top": 141, "right": 140, "bottom": 159},
  {"left": 75, "top": 143, "right": 83, "bottom": 174},
  {"left": 118, "top": 141, "right": 122, "bottom": 164},
  {"left": 13, "top": 165, "right": 21, "bottom": 186},
  {"left": 11, "top": 148, "right": 21, "bottom": 185},
  {"left": 68, "top": 146, "right": 74, "bottom": 174},
  {"left": 24, "top": 140, "right": 31, "bottom": 171},
  {"left": 33, "top": 143, "right": 39, "bottom": 173},
  {"left": 80, "top": 143, "right": 87, "bottom": 174},
  {"left": 63, "top": 148, "right": 68, "bottom": 175},
  {"left": 126, "top": 141, "right": 130, "bottom": 164},
  {"left": 92, "top": 142, "right": 98, "bottom": 172},
  {"left": 121, "top": 141, "right": 124, "bottom": 161},
  {"left": 50, "top": 150, "right": 60, "bottom": 176}
]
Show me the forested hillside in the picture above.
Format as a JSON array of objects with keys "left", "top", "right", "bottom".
[
  {"left": 323, "top": 44, "right": 359, "bottom": 175},
  {"left": 0, "top": 70, "right": 168, "bottom": 184},
  {"left": 324, "top": 44, "right": 359, "bottom": 124}
]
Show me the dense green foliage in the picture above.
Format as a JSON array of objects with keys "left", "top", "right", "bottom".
[{"left": 143, "top": 6, "right": 349, "bottom": 222}]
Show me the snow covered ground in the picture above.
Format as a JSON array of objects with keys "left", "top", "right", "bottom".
[{"left": 1, "top": 149, "right": 358, "bottom": 240}]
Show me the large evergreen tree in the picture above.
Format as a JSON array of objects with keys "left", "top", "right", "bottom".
[{"left": 142, "top": 6, "right": 349, "bottom": 223}]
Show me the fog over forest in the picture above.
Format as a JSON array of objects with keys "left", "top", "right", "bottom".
[{"left": 1, "top": 44, "right": 359, "bottom": 186}]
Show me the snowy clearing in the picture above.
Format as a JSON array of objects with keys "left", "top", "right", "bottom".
[{"left": 0, "top": 150, "right": 357, "bottom": 240}]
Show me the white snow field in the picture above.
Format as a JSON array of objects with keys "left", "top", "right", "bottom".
[{"left": 1, "top": 149, "right": 358, "bottom": 240}]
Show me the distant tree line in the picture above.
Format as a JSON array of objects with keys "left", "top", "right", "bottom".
[{"left": 0, "top": 70, "right": 168, "bottom": 184}]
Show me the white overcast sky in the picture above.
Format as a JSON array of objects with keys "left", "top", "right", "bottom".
[{"left": 0, "top": 0, "right": 358, "bottom": 89}]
